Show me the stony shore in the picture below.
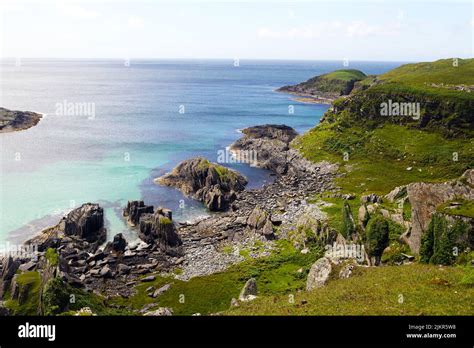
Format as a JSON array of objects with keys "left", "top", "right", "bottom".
[{"left": 0, "top": 124, "right": 338, "bottom": 311}]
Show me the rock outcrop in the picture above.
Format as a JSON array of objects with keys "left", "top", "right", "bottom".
[
  {"left": 123, "top": 201, "right": 154, "bottom": 226},
  {"left": 230, "top": 125, "right": 297, "bottom": 175},
  {"left": 0, "top": 107, "right": 42, "bottom": 133},
  {"left": 0, "top": 257, "right": 21, "bottom": 298},
  {"left": 63, "top": 203, "right": 106, "bottom": 243},
  {"left": 405, "top": 169, "right": 474, "bottom": 253},
  {"left": 25, "top": 203, "right": 106, "bottom": 252},
  {"left": 139, "top": 208, "right": 183, "bottom": 256},
  {"left": 230, "top": 124, "right": 337, "bottom": 178},
  {"left": 156, "top": 157, "right": 247, "bottom": 211}
]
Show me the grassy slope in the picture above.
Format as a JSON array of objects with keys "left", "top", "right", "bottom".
[
  {"left": 295, "top": 123, "right": 473, "bottom": 196},
  {"left": 227, "top": 264, "right": 474, "bottom": 315},
  {"left": 294, "top": 58, "right": 474, "bottom": 242},
  {"left": 109, "top": 241, "right": 323, "bottom": 315}
]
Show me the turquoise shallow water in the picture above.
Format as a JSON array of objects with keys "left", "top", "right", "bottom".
[{"left": 0, "top": 59, "right": 402, "bottom": 243}]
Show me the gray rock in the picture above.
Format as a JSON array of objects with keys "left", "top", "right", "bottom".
[
  {"left": 99, "top": 265, "right": 112, "bottom": 278},
  {"left": 230, "top": 298, "right": 239, "bottom": 307},
  {"left": 117, "top": 263, "right": 131, "bottom": 275},
  {"left": 306, "top": 257, "right": 332, "bottom": 291},
  {"left": 339, "top": 263, "right": 355, "bottom": 279},
  {"left": 123, "top": 200, "right": 154, "bottom": 226},
  {"left": 63, "top": 203, "right": 106, "bottom": 243},
  {"left": 152, "top": 283, "right": 171, "bottom": 298},
  {"left": 143, "top": 307, "right": 173, "bottom": 316},
  {"left": 239, "top": 278, "right": 257, "bottom": 301},
  {"left": 139, "top": 208, "right": 183, "bottom": 256},
  {"left": 141, "top": 275, "right": 156, "bottom": 282}
]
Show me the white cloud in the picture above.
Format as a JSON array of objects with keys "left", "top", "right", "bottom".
[
  {"left": 57, "top": 3, "right": 100, "bottom": 20},
  {"left": 346, "top": 21, "right": 377, "bottom": 37},
  {"left": 127, "top": 16, "right": 145, "bottom": 30},
  {"left": 258, "top": 20, "right": 399, "bottom": 40}
]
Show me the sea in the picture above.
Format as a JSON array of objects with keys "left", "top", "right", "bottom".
[{"left": 0, "top": 59, "right": 403, "bottom": 244}]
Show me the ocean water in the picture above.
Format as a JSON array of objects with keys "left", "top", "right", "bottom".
[{"left": 0, "top": 59, "right": 402, "bottom": 243}]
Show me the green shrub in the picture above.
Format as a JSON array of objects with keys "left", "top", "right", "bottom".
[
  {"left": 42, "top": 278, "right": 70, "bottom": 315},
  {"left": 365, "top": 215, "right": 390, "bottom": 262},
  {"left": 341, "top": 201, "right": 356, "bottom": 238},
  {"left": 45, "top": 248, "right": 58, "bottom": 266},
  {"left": 421, "top": 214, "right": 469, "bottom": 266}
]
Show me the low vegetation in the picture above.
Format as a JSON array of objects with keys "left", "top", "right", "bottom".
[{"left": 226, "top": 264, "right": 474, "bottom": 315}]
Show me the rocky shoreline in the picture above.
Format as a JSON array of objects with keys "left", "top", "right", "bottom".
[
  {"left": 0, "top": 107, "right": 43, "bottom": 133},
  {"left": 0, "top": 124, "right": 339, "bottom": 314}
]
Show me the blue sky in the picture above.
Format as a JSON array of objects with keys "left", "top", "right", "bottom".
[{"left": 1, "top": 0, "right": 472, "bottom": 61}]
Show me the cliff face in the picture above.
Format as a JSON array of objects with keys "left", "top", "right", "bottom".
[
  {"left": 406, "top": 169, "right": 474, "bottom": 253},
  {"left": 324, "top": 87, "right": 474, "bottom": 137},
  {"left": 156, "top": 157, "right": 248, "bottom": 211}
]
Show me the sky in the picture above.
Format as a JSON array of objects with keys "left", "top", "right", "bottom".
[{"left": 0, "top": 0, "right": 473, "bottom": 61}]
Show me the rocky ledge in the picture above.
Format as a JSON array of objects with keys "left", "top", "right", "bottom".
[
  {"left": 156, "top": 157, "right": 248, "bottom": 211},
  {"left": 0, "top": 107, "right": 42, "bottom": 133},
  {"left": 230, "top": 124, "right": 337, "bottom": 177}
]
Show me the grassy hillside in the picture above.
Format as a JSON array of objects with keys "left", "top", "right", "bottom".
[
  {"left": 295, "top": 58, "right": 474, "bottom": 200},
  {"left": 226, "top": 264, "right": 474, "bottom": 315},
  {"left": 379, "top": 58, "right": 474, "bottom": 86},
  {"left": 324, "top": 59, "right": 474, "bottom": 136}
]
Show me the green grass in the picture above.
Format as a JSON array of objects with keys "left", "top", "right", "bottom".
[
  {"left": 226, "top": 264, "right": 474, "bottom": 315},
  {"left": 295, "top": 123, "right": 473, "bottom": 196},
  {"left": 437, "top": 198, "right": 474, "bottom": 218},
  {"left": 379, "top": 58, "right": 474, "bottom": 86},
  {"left": 45, "top": 248, "right": 59, "bottom": 266},
  {"left": 5, "top": 271, "right": 42, "bottom": 315},
  {"left": 322, "top": 69, "right": 367, "bottom": 82},
  {"left": 109, "top": 241, "right": 323, "bottom": 315}
]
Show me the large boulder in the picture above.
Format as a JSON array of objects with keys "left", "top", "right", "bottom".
[
  {"left": 247, "top": 206, "right": 274, "bottom": 238},
  {"left": 123, "top": 201, "right": 154, "bottom": 226},
  {"left": 306, "top": 257, "right": 332, "bottom": 291},
  {"left": 63, "top": 203, "right": 106, "bottom": 243},
  {"left": 139, "top": 208, "right": 183, "bottom": 256},
  {"left": 156, "top": 157, "right": 247, "bottom": 211},
  {"left": 406, "top": 169, "right": 474, "bottom": 253},
  {"left": 239, "top": 278, "right": 257, "bottom": 301},
  {"left": 104, "top": 233, "right": 127, "bottom": 254}
]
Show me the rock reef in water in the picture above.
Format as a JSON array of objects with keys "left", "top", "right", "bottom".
[
  {"left": 155, "top": 157, "right": 248, "bottom": 211},
  {"left": 0, "top": 107, "right": 43, "bottom": 133}
]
